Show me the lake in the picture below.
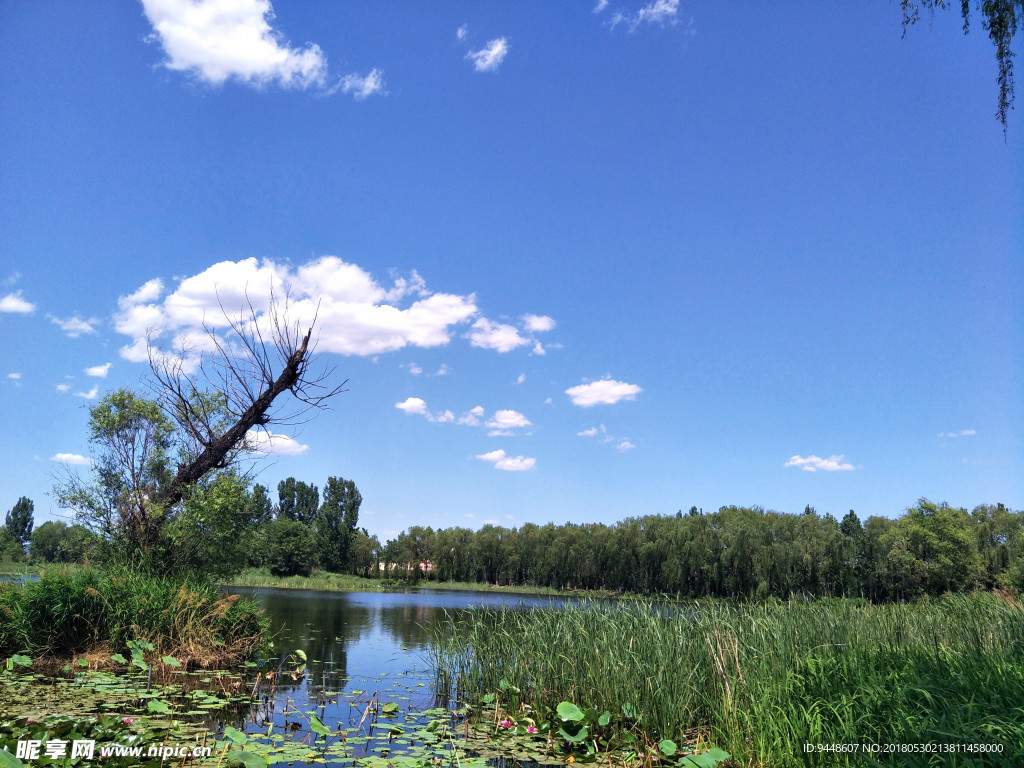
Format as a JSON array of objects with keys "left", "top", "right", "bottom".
[{"left": 224, "top": 586, "right": 570, "bottom": 765}]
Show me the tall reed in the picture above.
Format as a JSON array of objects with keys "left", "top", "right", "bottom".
[
  {"left": 0, "top": 566, "right": 268, "bottom": 664},
  {"left": 430, "top": 593, "right": 1024, "bottom": 766}
]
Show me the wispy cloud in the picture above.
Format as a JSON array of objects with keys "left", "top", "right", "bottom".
[
  {"left": 7, "top": 373, "right": 21, "bottom": 381},
  {"left": 616, "top": 440, "right": 636, "bottom": 452},
  {"left": 515, "top": 373, "right": 526, "bottom": 385},
  {"left": 784, "top": 454, "right": 855, "bottom": 472},
  {"left": 56, "top": 383, "right": 71, "bottom": 393},
  {"left": 466, "top": 37, "right": 509, "bottom": 72},
  {"left": 0, "top": 291, "right": 35, "bottom": 314},
  {"left": 939, "top": 429, "right": 977, "bottom": 438},
  {"left": 74, "top": 385, "right": 99, "bottom": 400},
  {"left": 476, "top": 449, "right": 536, "bottom": 471},
  {"left": 566, "top": 378, "right": 643, "bottom": 407},
  {"left": 140, "top": 0, "right": 330, "bottom": 90},
  {"left": 50, "top": 452, "right": 91, "bottom": 466},
  {"left": 609, "top": 0, "right": 695, "bottom": 34},
  {"left": 456, "top": 24, "right": 468, "bottom": 41},
  {"left": 49, "top": 315, "right": 99, "bottom": 338},
  {"left": 338, "top": 68, "right": 386, "bottom": 100},
  {"left": 458, "top": 405, "right": 485, "bottom": 426},
  {"left": 594, "top": 0, "right": 609, "bottom": 12}
]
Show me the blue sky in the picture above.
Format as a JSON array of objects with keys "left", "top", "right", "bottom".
[{"left": 1, "top": 1, "right": 1020, "bottom": 541}]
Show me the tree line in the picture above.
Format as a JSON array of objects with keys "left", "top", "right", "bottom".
[
  {"left": 8, "top": 479, "right": 1020, "bottom": 601},
  {"left": 383, "top": 501, "right": 1021, "bottom": 601}
]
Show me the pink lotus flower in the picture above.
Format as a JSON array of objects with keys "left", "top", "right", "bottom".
[
  {"left": 526, "top": 725, "right": 538, "bottom": 734},
  {"left": 498, "top": 719, "right": 514, "bottom": 729},
  {"left": 123, "top": 717, "right": 134, "bottom": 724}
]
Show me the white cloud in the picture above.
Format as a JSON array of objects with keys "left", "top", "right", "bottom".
[
  {"left": 616, "top": 440, "right": 636, "bottom": 452},
  {"left": 7, "top": 373, "right": 21, "bottom": 381},
  {"left": 476, "top": 449, "right": 536, "bottom": 471},
  {"left": 1, "top": 272, "right": 21, "bottom": 288},
  {"left": 458, "top": 405, "right": 485, "bottom": 426},
  {"left": 456, "top": 24, "right": 468, "bottom": 41},
  {"left": 395, "top": 397, "right": 457, "bottom": 424},
  {"left": 115, "top": 257, "right": 482, "bottom": 364},
  {"left": 486, "top": 409, "right": 532, "bottom": 435},
  {"left": 0, "top": 291, "right": 35, "bottom": 313},
  {"left": 939, "top": 429, "right": 977, "bottom": 438},
  {"left": 140, "top": 0, "right": 329, "bottom": 90},
  {"left": 515, "top": 373, "right": 526, "bottom": 384},
  {"left": 486, "top": 410, "right": 531, "bottom": 428},
  {"left": 466, "top": 38, "right": 509, "bottom": 72},
  {"left": 74, "top": 386, "right": 99, "bottom": 400},
  {"left": 406, "top": 363, "right": 423, "bottom": 376},
  {"left": 468, "top": 318, "right": 529, "bottom": 352},
  {"left": 245, "top": 430, "right": 309, "bottom": 455},
  {"left": 784, "top": 454, "right": 855, "bottom": 472},
  {"left": 338, "top": 68, "right": 386, "bottom": 100},
  {"left": 84, "top": 363, "right": 112, "bottom": 378},
  {"left": 594, "top": 0, "right": 609, "bottom": 12},
  {"left": 566, "top": 378, "right": 643, "bottom": 407},
  {"left": 610, "top": 0, "right": 693, "bottom": 34},
  {"left": 532, "top": 341, "right": 546, "bottom": 356},
  {"left": 395, "top": 397, "right": 428, "bottom": 416},
  {"left": 521, "top": 314, "right": 555, "bottom": 332},
  {"left": 577, "top": 425, "right": 606, "bottom": 438},
  {"left": 636, "top": 0, "right": 679, "bottom": 25},
  {"left": 434, "top": 364, "right": 450, "bottom": 376},
  {"left": 49, "top": 315, "right": 99, "bottom": 338},
  {"left": 50, "top": 452, "right": 91, "bottom": 466},
  {"left": 56, "top": 383, "right": 71, "bottom": 393}
]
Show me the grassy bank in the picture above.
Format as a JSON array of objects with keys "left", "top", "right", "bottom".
[
  {"left": 0, "top": 567, "right": 268, "bottom": 666},
  {"left": 225, "top": 567, "right": 563, "bottom": 596},
  {"left": 430, "top": 592, "right": 1024, "bottom": 767}
]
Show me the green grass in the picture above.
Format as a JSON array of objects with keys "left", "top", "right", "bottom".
[
  {"left": 0, "top": 566, "right": 268, "bottom": 665},
  {"left": 430, "top": 593, "right": 1024, "bottom": 767},
  {"left": 225, "top": 567, "right": 563, "bottom": 596}
]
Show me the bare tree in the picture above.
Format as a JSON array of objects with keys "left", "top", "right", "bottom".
[{"left": 147, "top": 290, "right": 347, "bottom": 506}]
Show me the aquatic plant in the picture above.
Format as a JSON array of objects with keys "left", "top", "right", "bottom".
[{"left": 431, "top": 593, "right": 1024, "bottom": 766}]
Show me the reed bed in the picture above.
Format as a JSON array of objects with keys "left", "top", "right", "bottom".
[
  {"left": 0, "top": 567, "right": 269, "bottom": 665},
  {"left": 430, "top": 593, "right": 1024, "bottom": 766}
]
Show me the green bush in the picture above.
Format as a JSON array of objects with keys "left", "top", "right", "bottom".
[{"left": 0, "top": 567, "right": 268, "bottom": 663}]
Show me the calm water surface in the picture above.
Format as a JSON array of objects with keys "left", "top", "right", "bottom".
[{"left": 225, "top": 587, "right": 569, "bottom": 759}]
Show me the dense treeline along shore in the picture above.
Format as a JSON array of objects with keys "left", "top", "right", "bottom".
[
  {"left": 380, "top": 500, "right": 1016, "bottom": 600},
  {"left": 10, "top": 492, "right": 1019, "bottom": 603}
]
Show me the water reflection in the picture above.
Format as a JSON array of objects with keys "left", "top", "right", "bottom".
[{"left": 224, "top": 587, "right": 568, "bottom": 717}]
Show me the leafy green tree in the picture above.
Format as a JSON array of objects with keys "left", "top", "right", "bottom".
[
  {"left": 171, "top": 473, "right": 268, "bottom": 579},
  {"left": 887, "top": 499, "right": 984, "bottom": 595},
  {"left": 316, "top": 476, "right": 361, "bottom": 573},
  {"left": 53, "top": 389, "right": 175, "bottom": 557},
  {"left": 29, "top": 521, "right": 68, "bottom": 562},
  {"left": 265, "top": 519, "right": 318, "bottom": 576},
  {"left": 0, "top": 527, "right": 26, "bottom": 562},
  {"left": 276, "top": 478, "right": 320, "bottom": 525},
  {"left": 349, "top": 528, "right": 381, "bottom": 577},
  {"left": 4, "top": 497, "right": 34, "bottom": 551}
]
